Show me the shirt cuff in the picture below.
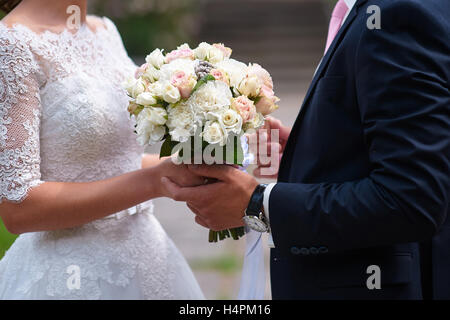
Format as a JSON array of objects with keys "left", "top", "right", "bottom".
[{"left": 263, "top": 183, "right": 276, "bottom": 248}]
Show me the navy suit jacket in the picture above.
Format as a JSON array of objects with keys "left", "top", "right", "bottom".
[{"left": 270, "top": 0, "right": 450, "bottom": 299}]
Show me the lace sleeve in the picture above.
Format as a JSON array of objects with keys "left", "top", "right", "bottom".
[{"left": 0, "top": 29, "right": 43, "bottom": 203}]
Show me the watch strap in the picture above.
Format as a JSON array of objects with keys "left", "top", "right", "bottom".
[{"left": 246, "top": 184, "right": 268, "bottom": 217}]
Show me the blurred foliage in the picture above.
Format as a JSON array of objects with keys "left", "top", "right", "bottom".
[
  {"left": 0, "top": 220, "right": 16, "bottom": 259},
  {"left": 89, "top": 0, "right": 202, "bottom": 57},
  {"left": 191, "top": 254, "right": 242, "bottom": 275}
]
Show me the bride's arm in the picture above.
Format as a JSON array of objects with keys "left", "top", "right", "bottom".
[
  {"left": 0, "top": 159, "right": 200, "bottom": 235},
  {"left": 142, "top": 153, "right": 164, "bottom": 169},
  {"left": 0, "top": 31, "right": 199, "bottom": 235}
]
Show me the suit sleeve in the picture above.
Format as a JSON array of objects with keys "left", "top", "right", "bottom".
[{"left": 269, "top": 1, "right": 450, "bottom": 253}]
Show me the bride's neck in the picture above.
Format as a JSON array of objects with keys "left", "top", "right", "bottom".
[{"left": 18, "top": 0, "right": 88, "bottom": 25}]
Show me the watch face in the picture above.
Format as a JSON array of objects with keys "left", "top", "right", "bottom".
[{"left": 243, "top": 216, "right": 269, "bottom": 233}]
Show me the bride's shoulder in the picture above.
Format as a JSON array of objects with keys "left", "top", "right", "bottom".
[
  {"left": 0, "top": 16, "right": 38, "bottom": 75},
  {"left": 0, "top": 13, "right": 35, "bottom": 43},
  {"left": 87, "top": 15, "right": 118, "bottom": 34}
]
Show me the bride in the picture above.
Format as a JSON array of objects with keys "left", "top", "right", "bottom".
[{"left": 0, "top": 0, "right": 205, "bottom": 299}]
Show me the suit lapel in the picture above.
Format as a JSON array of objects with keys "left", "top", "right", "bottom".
[{"left": 278, "top": 0, "right": 367, "bottom": 180}]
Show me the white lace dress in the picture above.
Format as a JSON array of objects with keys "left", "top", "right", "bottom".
[{"left": 0, "top": 16, "right": 204, "bottom": 300}]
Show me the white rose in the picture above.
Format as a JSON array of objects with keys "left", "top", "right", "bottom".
[
  {"left": 136, "top": 92, "right": 157, "bottom": 106},
  {"left": 123, "top": 77, "right": 137, "bottom": 96},
  {"left": 145, "top": 49, "right": 165, "bottom": 69},
  {"left": 149, "top": 125, "right": 166, "bottom": 144},
  {"left": 208, "top": 46, "right": 225, "bottom": 64},
  {"left": 148, "top": 107, "right": 168, "bottom": 125},
  {"left": 147, "top": 82, "right": 164, "bottom": 98},
  {"left": 243, "top": 112, "right": 265, "bottom": 132},
  {"left": 202, "top": 121, "right": 227, "bottom": 146},
  {"left": 158, "top": 58, "right": 196, "bottom": 81},
  {"left": 161, "top": 81, "right": 181, "bottom": 104},
  {"left": 216, "top": 59, "right": 248, "bottom": 88},
  {"left": 130, "top": 78, "right": 146, "bottom": 98},
  {"left": 194, "top": 42, "right": 212, "bottom": 60},
  {"left": 143, "top": 66, "right": 160, "bottom": 82},
  {"left": 219, "top": 109, "right": 242, "bottom": 134},
  {"left": 238, "top": 76, "right": 261, "bottom": 98}
]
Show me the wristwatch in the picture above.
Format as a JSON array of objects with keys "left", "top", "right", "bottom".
[{"left": 243, "top": 184, "right": 270, "bottom": 233}]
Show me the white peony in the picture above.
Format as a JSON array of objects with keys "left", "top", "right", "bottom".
[
  {"left": 149, "top": 107, "right": 168, "bottom": 125},
  {"left": 145, "top": 49, "right": 165, "bottom": 69},
  {"left": 188, "top": 81, "right": 233, "bottom": 117},
  {"left": 161, "top": 81, "right": 181, "bottom": 104},
  {"left": 136, "top": 92, "right": 157, "bottom": 106},
  {"left": 167, "top": 100, "right": 197, "bottom": 142},
  {"left": 202, "top": 120, "right": 228, "bottom": 146},
  {"left": 135, "top": 108, "right": 168, "bottom": 146}
]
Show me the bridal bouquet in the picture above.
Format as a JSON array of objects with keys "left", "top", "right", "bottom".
[{"left": 124, "top": 42, "right": 279, "bottom": 242}]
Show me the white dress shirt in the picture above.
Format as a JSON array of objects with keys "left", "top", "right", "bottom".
[{"left": 263, "top": 0, "right": 357, "bottom": 248}]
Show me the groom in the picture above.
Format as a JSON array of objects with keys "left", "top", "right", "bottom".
[{"left": 162, "top": 0, "right": 450, "bottom": 299}]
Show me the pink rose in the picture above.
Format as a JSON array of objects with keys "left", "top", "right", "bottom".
[
  {"left": 165, "top": 48, "right": 194, "bottom": 63},
  {"left": 212, "top": 43, "right": 232, "bottom": 59},
  {"left": 210, "top": 69, "right": 230, "bottom": 85},
  {"left": 231, "top": 95, "right": 256, "bottom": 123},
  {"left": 248, "top": 63, "right": 273, "bottom": 91},
  {"left": 256, "top": 95, "right": 279, "bottom": 116},
  {"left": 170, "top": 71, "right": 196, "bottom": 99},
  {"left": 135, "top": 63, "right": 148, "bottom": 79}
]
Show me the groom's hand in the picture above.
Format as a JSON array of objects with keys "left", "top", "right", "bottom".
[{"left": 161, "top": 165, "right": 259, "bottom": 231}]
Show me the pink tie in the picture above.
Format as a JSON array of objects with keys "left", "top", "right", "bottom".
[{"left": 324, "top": 0, "right": 349, "bottom": 53}]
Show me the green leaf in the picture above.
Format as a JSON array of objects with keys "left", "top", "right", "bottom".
[
  {"left": 191, "top": 74, "right": 216, "bottom": 95},
  {"left": 223, "top": 135, "right": 244, "bottom": 166},
  {"left": 132, "top": 105, "right": 144, "bottom": 116},
  {"left": 159, "top": 135, "right": 179, "bottom": 158}
]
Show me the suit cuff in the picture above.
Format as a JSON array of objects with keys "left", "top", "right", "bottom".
[{"left": 263, "top": 183, "right": 276, "bottom": 248}]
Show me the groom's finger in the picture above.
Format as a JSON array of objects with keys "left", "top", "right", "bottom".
[
  {"left": 188, "top": 164, "right": 236, "bottom": 182},
  {"left": 187, "top": 202, "right": 207, "bottom": 219},
  {"left": 195, "top": 216, "right": 209, "bottom": 228}
]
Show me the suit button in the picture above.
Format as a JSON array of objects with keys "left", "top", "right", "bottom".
[
  {"left": 300, "top": 248, "right": 310, "bottom": 255},
  {"left": 290, "top": 247, "right": 301, "bottom": 255},
  {"left": 319, "top": 246, "right": 329, "bottom": 254},
  {"left": 310, "top": 247, "right": 319, "bottom": 255}
]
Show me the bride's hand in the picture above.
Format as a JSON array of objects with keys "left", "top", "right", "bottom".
[{"left": 157, "top": 157, "right": 206, "bottom": 198}]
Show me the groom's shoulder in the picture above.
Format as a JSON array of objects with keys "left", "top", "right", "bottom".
[
  {"left": 364, "top": 0, "right": 446, "bottom": 20},
  {"left": 359, "top": 0, "right": 448, "bottom": 35}
]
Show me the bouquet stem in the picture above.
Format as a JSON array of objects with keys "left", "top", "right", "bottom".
[{"left": 208, "top": 227, "right": 246, "bottom": 243}]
